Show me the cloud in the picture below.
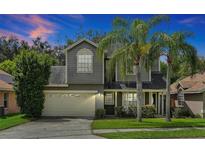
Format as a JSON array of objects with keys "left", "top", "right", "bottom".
[
  {"left": 8, "top": 15, "right": 57, "bottom": 40},
  {"left": 30, "top": 26, "right": 54, "bottom": 39},
  {"left": 66, "top": 14, "right": 84, "bottom": 22},
  {"left": 179, "top": 16, "right": 205, "bottom": 26}
]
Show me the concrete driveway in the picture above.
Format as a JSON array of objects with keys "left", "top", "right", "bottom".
[{"left": 0, "top": 118, "right": 103, "bottom": 139}]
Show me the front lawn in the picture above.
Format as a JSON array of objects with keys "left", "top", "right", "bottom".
[
  {"left": 99, "top": 129, "right": 205, "bottom": 139},
  {"left": 0, "top": 114, "right": 31, "bottom": 130},
  {"left": 92, "top": 118, "right": 205, "bottom": 129}
]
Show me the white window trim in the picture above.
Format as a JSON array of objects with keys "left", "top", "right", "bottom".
[
  {"left": 123, "top": 93, "right": 137, "bottom": 106},
  {"left": 76, "top": 48, "right": 93, "bottom": 73},
  {"left": 104, "top": 93, "right": 114, "bottom": 105},
  {"left": 177, "top": 88, "right": 185, "bottom": 107}
]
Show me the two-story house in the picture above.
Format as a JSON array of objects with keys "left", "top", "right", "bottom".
[{"left": 43, "top": 39, "right": 166, "bottom": 117}]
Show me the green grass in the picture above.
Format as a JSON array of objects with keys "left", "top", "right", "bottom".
[
  {"left": 0, "top": 114, "right": 31, "bottom": 130},
  {"left": 92, "top": 118, "right": 205, "bottom": 129},
  {"left": 98, "top": 129, "right": 205, "bottom": 139}
]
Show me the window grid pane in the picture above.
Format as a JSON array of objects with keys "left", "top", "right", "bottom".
[
  {"left": 124, "top": 93, "right": 137, "bottom": 105},
  {"left": 77, "top": 55, "right": 93, "bottom": 73}
]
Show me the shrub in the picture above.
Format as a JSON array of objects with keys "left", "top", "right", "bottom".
[
  {"left": 95, "top": 109, "right": 105, "bottom": 119},
  {"left": 0, "top": 60, "right": 16, "bottom": 75},
  {"left": 142, "top": 105, "right": 156, "bottom": 118},
  {"left": 115, "top": 106, "right": 126, "bottom": 117},
  {"left": 128, "top": 104, "right": 138, "bottom": 117},
  {"left": 194, "top": 113, "right": 202, "bottom": 118},
  {"left": 13, "top": 50, "right": 56, "bottom": 118},
  {"left": 127, "top": 105, "right": 156, "bottom": 118},
  {"left": 174, "top": 107, "right": 191, "bottom": 118}
]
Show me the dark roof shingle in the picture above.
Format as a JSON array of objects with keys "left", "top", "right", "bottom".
[{"left": 105, "top": 71, "right": 166, "bottom": 90}]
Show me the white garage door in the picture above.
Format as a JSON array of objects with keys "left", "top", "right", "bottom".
[{"left": 43, "top": 91, "right": 96, "bottom": 117}]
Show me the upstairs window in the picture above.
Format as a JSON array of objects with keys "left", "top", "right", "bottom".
[
  {"left": 177, "top": 88, "right": 184, "bottom": 106},
  {"left": 77, "top": 48, "right": 93, "bottom": 73}
]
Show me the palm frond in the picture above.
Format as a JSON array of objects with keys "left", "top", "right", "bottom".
[
  {"left": 148, "top": 15, "right": 170, "bottom": 28},
  {"left": 107, "top": 45, "right": 130, "bottom": 81}
]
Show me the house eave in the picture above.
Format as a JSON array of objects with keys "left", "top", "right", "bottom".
[
  {"left": 104, "top": 89, "right": 166, "bottom": 92},
  {"left": 0, "top": 88, "right": 13, "bottom": 91},
  {"left": 44, "top": 90, "right": 98, "bottom": 94},
  {"left": 64, "top": 38, "right": 98, "bottom": 52},
  {"left": 45, "top": 84, "right": 69, "bottom": 88}
]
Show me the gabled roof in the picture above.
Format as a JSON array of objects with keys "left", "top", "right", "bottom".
[
  {"left": 0, "top": 70, "right": 13, "bottom": 84},
  {"left": 65, "top": 38, "right": 98, "bottom": 51},
  {"left": 171, "top": 72, "right": 205, "bottom": 94}
]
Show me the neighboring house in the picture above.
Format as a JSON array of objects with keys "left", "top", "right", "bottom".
[
  {"left": 171, "top": 72, "right": 205, "bottom": 118},
  {"left": 43, "top": 39, "right": 166, "bottom": 117},
  {"left": 0, "top": 70, "right": 19, "bottom": 115}
]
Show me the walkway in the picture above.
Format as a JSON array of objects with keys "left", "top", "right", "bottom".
[{"left": 93, "top": 127, "right": 205, "bottom": 134}]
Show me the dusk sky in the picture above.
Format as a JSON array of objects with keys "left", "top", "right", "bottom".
[{"left": 0, "top": 14, "right": 205, "bottom": 56}]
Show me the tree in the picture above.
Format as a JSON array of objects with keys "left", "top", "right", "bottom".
[
  {"left": 97, "top": 15, "right": 169, "bottom": 122},
  {"left": 53, "top": 45, "right": 65, "bottom": 65},
  {"left": 196, "top": 56, "right": 205, "bottom": 73},
  {"left": 150, "top": 32, "right": 197, "bottom": 121},
  {"left": 13, "top": 50, "right": 56, "bottom": 117},
  {"left": 0, "top": 36, "right": 29, "bottom": 62},
  {"left": 32, "top": 37, "right": 53, "bottom": 54},
  {"left": 32, "top": 37, "right": 65, "bottom": 65},
  {"left": 76, "top": 29, "right": 106, "bottom": 43},
  {"left": 160, "top": 61, "right": 167, "bottom": 78},
  {"left": 0, "top": 60, "right": 16, "bottom": 75}
]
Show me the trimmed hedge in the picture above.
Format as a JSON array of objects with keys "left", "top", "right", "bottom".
[
  {"left": 95, "top": 109, "right": 105, "bottom": 119},
  {"left": 115, "top": 105, "right": 156, "bottom": 118},
  {"left": 173, "top": 107, "right": 191, "bottom": 118}
]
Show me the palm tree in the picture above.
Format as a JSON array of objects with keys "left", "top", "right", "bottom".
[
  {"left": 97, "top": 15, "right": 169, "bottom": 122},
  {"left": 150, "top": 32, "right": 197, "bottom": 121}
]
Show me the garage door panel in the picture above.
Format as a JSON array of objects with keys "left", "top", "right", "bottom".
[{"left": 43, "top": 93, "right": 95, "bottom": 117}]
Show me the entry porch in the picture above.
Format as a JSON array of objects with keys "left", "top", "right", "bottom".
[{"left": 104, "top": 90, "right": 166, "bottom": 116}]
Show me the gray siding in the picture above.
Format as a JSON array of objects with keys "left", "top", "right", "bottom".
[
  {"left": 151, "top": 59, "right": 160, "bottom": 72},
  {"left": 116, "top": 63, "right": 150, "bottom": 82},
  {"left": 66, "top": 41, "right": 103, "bottom": 84},
  {"left": 49, "top": 66, "right": 65, "bottom": 84}
]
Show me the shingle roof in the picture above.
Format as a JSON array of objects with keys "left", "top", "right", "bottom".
[
  {"left": 105, "top": 72, "right": 166, "bottom": 90},
  {"left": 48, "top": 66, "right": 66, "bottom": 85},
  {"left": 171, "top": 72, "right": 205, "bottom": 94},
  {"left": 65, "top": 38, "right": 98, "bottom": 51},
  {"left": 0, "top": 70, "right": 13, "bottom": 84}
]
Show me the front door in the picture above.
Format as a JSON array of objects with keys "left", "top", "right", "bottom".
[{"left": 104, "top": 93, "right": 115, "bottom": 115}]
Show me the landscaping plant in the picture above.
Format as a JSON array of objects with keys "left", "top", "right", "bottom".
[
  {"left": 13, "top": 50, "right": 55, "bottom": 118},
  {"left": 149, "top": 32, "right": 198, "bottom": 121},
  {"left": 95, "top": 109, "right": 106, "bottom": 119},
  {"left": 97, "top": 15, "right": 169, "bottom": 122}
]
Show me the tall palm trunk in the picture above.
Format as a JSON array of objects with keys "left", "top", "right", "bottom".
[
  {"left": 165, "top": 62, "right": 171, "bottom": 122},
  {"left": 136, "top": 62, "right": 143, "bottom": 122}
]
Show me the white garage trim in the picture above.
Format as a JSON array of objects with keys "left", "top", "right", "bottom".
[
  {"left": 44, "top": 90, "right": 98, "bottom": 94},
  {"left": 43, "top": 90, "right": 97, "bottom": 117}
]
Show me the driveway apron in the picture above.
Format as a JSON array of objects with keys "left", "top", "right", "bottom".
[{"left": 0, "top": 118, "right": 103, "bottom": 139}]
